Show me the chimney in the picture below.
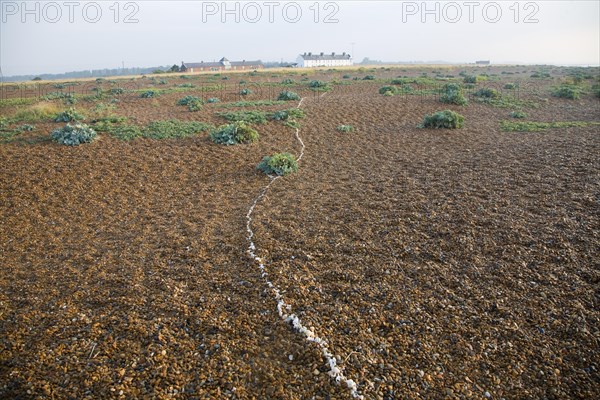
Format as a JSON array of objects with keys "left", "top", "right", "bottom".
[
  {"left": 320, "top": 52, "right": 324, "bottom": 56},
  {"left": 342, "top": 52, "right": 346, "bottom": 55},
  {"left": 308, "top": 52, "right": 312, "bottom": 56},
  {"left": 332, "top": 52, "right": 335, "bottom": 56}
]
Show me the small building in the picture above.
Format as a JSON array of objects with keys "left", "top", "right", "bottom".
[
  {"left": 296, "top": 52, "right": 352, "bottom": 68},
  {"left": 475, "top": 60, "right": 491, "bottom": 65},
  {"left": 181, "top": 57, "right": 264, "bottom": 72}
]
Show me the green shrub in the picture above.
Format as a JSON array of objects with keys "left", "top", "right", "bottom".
[
  {"left": 177, "top": 95, "right": 202, "bottom": 106},
  {"left": 209, "top": 121, "right": 259, "bottom": 145},
  {"left": 510, "top": 111, "right": 527, "bottom": 119},
  {"left": 277, "top": 90, "right": 301, "bottom": 101},
  {"left": 440, "top": 83, "right": 468, "bottom": 105},
  {"left": 593, "top": 84, "right": 600, "bottom": 98},
  {"left": 504, "top": 83, "right": 518, "bottom": 90},
  {"left": 51, "top": 123, "right": 97, "bottom": 145},
  {"left": 110, "top": 88, "right": 125, "bottom": 95},
  {"left": 207, "top": 97, "right": 220, "bottom": 103},
  {"left": 379, "top": 85, "right": 398, "bottom": 95},
  {"left": 281, "top": 78, "right": 294, "bottom": 85},
  {"left": 463, "top": 75, "right": 477, "bottom": 84},
  {"left": 342, "top": 75, "right": 351, "bottom": 79},
  {"left": 419, "top": 110, "right": 464, "bottom": 129},
  {"left": 337, "top": 125, "right": 353, "bottom": 132},
  {"left": 178, "top": 83, "right": 195, "bottom": 88},
  {"left": 257, "top": 152, "right": 298, "bottom": 176},
  {"left": 363, "top": 75, "right": 376, "bottom": 80},
  {"left": 474, "top": 88, "right": 501, "bottom": 99},
  {"left": 270, "top": 108, "right": 305, "bottom": 122},
  {"left": 240, "top": 88, "right": 252, "bottom": 96},
  {"left": 551, "top": 85, "right": 580, "bottom": 100},
  {"left": 54, "top": 108, "right": 85, "bottom": 122},
  {"left": 140, "top": 90, "right": 157, "bottom": 98},
  {"left": 217, "top": 110, "right": 268, "bottom": 124}
]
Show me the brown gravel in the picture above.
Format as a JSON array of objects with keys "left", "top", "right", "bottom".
[{"left": 1, "top": 67, "right": 599, "bottom": 399}]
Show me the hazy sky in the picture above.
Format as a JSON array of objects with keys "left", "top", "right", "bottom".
[{"left": 1, "top": 0, "right": 599, "bottom": 76}]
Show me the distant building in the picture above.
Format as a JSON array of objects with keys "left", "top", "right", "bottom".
[
  {"left": 475, "top": 60, "right": 491, "bottom": 65},
  {"left": 296, "top": 52, "right": 353, "bottom": 68},
  {"left": 181, "top": 57, "right": 264, "bottom": 72}
]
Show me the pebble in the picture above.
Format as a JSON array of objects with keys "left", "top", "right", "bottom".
[{"left": 313, "top": 369, "right": 320, "bottom": 376}]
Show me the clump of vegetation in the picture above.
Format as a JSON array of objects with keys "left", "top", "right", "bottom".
[
  {"left": 217, "top": 110, "right": 268, "bottom": 124},
  {"left": 593, "top": 84, "right": 600, "bottom": 98},
  {"left": 240, "top": 88, "right": 252, "bottom": 96},
  {"left": 15, "top": 124, "right": 35, "bottom": 132},
  {"left": 177, "top": 95, "right": 201, "bottom": 106},
  {"left": 504, "top": 83, "right": 518, "bottom": 90},
  {"left": 277, "top": 90, "right": 301, "bottom": 101},
  {"left": 92, "top": 115, "right": 128, "bottom": 132},
  {"left": 51, "top": 123, "right": 97, "bottom": 145},
  {"left": 188, "top": 99, "right": 202, "bottom": 112},
  {"left": 379, "top": 86, "right": 398, "bottom": 96},
  {"left": 257, "top": 152, "right": 298, "bottom": 176},
  {"left": 463, "top": 75, "right": 478, "bottom": 84},
  {"left": 110, "top": 88, "right": 126, "bottom": 95},
  {"left": 207, "top": 97, "right": 220, "bottom": 103},
  {"left": 109, "top": 124, "right": 143, "bottom": 140},
  {"left": 500, "top": 120, "right": 600, "bottom": 132},
  {"left": 363, "top": 75, "right": 376, "bottom": 80},
  {"left": 337, "top": 125, "right": 354, "bottom": 132},
  {"left": 281, "top": 79, "right": 294, "bottom": 85},
  {"left": 531, "top": 71, "right": 551, "bottom": 79},
  {"left": 474, "top": 88, "right": 501, "bottom": 99},
  {"left": 418, "top": 110, "right": 465, "bottom": 129},
  {"left": 54, "top": 108, "right": 85, "bottom": 122},
  {"left": 342, "top": 74, "right": 351, "bottom": 79},
  {"left": 209, "top": 121, "right": 259, "bottom": 145},
  {"left": 10, "top": 102, "right": 60, "bottom": 123},
  {"left": 178, "top": 83, "right": 195, "bottom": 88},
  {"left": 440, "top": 83, "right": 468, "bottom": 105},
  {"left": 270, "top": 108, "right": 305, "bottom": 122},
  {"left": 510, "top": 111, "right": 527, "bottom": 119},
  {"left": 144, "top": 120, "right": 213, "bottom": 139},
  {"left": 551, "top": 84, "right": 581, "bottom": 100},
  {"left": 308, "top": 80, "right": 330, "bottom": 91},
  {"left": 140, "top": 90, "right": 158, "bottom": 98}
]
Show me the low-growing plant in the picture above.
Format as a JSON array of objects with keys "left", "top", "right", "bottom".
[
  {"left": 440, "top": 83, "right": 468, "bottom": 105},
  {"left": 593, "top": 84, "right": 600, "bottom": 98},
  {"left": 379, "top": 85, "right": 398, "bottom": 96},
  {"left": 551, "top": 84, "right": 581, "bottom": 100},
  {"left": 270, "top": 108, "right": 305, "bottom": 122},
  {"left": 217, "top": 110, "right": 268, "bottom": 124},
  {"left": 10, "top": 102, "right": 60, "bottom": 123},
  {"left": 257, "top": 152, "right": 298, "bottom": 176},
  {"left": 342, "top": 74, "right": 351, "bottom": 79},
  {"left": 240, "top": 88, "right": 252, "bottom": 96},
  {"left": 209, "top": 121, "right": 259, "bottom": 145},
  {"left": 188, "top": 99, "right": 202, "bottom": 112},
  {"left": 363, "top": 75, "right": 376, "bottom": 80},
  {"left": 15, "top": 124, "right": 35, "bottom": 132},
  {"left": 177, "top": 95, "right": 202, "bottom": 106},
  {"left": 474, "top": 88, "right": 501, "bottom": 99},
  {"left": 178, "top": 83, "right": 195, "bottom": 88},
  {"left": 418, "top": 110, "right": 465, "bottom": 129},
  {"left": 501, "top": 120, "right": 600, "bottom": 132},
  {"left": 51, "top": 123, "right": 97, "bottom": 145},
  {"left": 277, "top": 90, "right": 301, "bottom": 101},
  {"left": 109, "top": 124, "right": 143, "bottom": 140},
  {"left": 281, "top": 78, "right": 294, "bottom": 85},
  {"left": 463, "top": 75, "right": 478, "bottom": 84},
  {"left": 54, "top": 108, "right": 85, "bottom": 122},
  {"left": 110, "top": 88, "right": 126, "bottom": 95},
  {"left": 207, "top": 97, "right": 220, "bottom": 103},
  {"left": 510, "top": 111, "right": 527, "bottom": 119},
  {"left": 144, "top": 120, "right": 213, "bottom": 139},
  {"left": 337, "top": 125, "right": 354, "bottom": 132},
  {"left": 504, "top": 83, "right": 518, "bottom": 90},
  {"left": 140, "top": 90, "right": 158, "bottom": 98},
  {"left": 308, "top": 80, "right": 330, "bottom": 91}
]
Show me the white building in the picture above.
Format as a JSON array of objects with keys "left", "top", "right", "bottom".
[{"left": 296, "top": 52, "right": 353, "bottom": 68}]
